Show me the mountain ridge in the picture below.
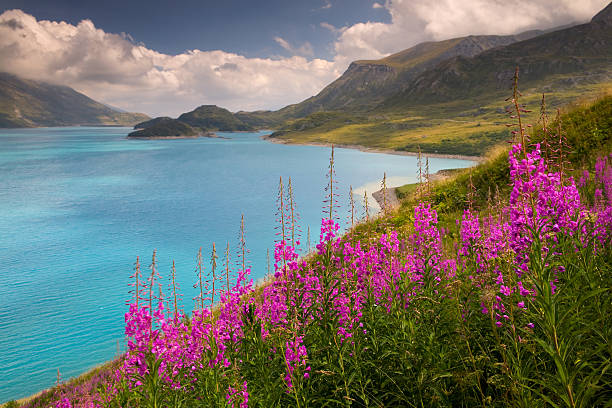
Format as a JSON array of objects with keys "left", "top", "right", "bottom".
[
  {"left": 266, "top": 4, "right": 612, "bottom": 155},
  {"left": 0, "top": 73, "right": 149, "bottom": 128}
]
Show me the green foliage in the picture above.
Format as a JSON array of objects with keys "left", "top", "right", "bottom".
[
  {"left": 398, "top": 95, "right": 612, "bottom": 218},
  {"left": 178, "top": 105, "right": 253, "bottom": 131},
  {"left": 128, "top": 119, "right": 200, "bottom": 138},
  {"left": 533, "top": 95, "right": 612, "bottom": 166}
]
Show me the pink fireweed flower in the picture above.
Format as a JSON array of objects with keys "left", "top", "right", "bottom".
[{"left": 284, "top": 336, "right": 309, "bottom": 389}]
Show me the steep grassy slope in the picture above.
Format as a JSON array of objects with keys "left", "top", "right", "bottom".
[
  {"left": 395, "top": 95, "right": 612, "bottom": 224},
  {"left": 276, "top": 31, "right": 547, "bottom": 119},
  {"left": 387, "top": 4, "right": 612, "bottom": 107},
  {"left": 0, "top": 73, "right": 149, "bottom": 128},
  {"left": 268, "top": 5, "right": 612, "bottom": 155}
]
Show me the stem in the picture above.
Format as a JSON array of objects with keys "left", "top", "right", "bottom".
[
  {"left": 288, "top": 177, "right": 296, "bottom": 248},
  {"left": 512, "top": 66, "right": 527, "bottom": 157},
  {"left": 197, "top": 247, "right": 204, "bottom": 311},
  {"left": 225, "top": 242, "right": 230, "bottom": 294},
  {"left": 329, "top": 146, "right": 335, "bottom": 220},
  {"left": 210, "top": 242, "right": 217, "bottom": 312},
  {"left": 279, "top": 176, "right": 286, "bottom": 244},
  {"left": 171, "top": 260, "right": 178, "bottom": 317}
]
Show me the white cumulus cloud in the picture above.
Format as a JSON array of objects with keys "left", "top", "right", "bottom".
[
  {"left": 333, "top": 0, "right": 608, "bottom": 64},
  {"left": 0, "top": 1, "right": 608, "bottom": 116},
  {"left": 0, "top": 9, "right": 339, "bottom": 116},
  {"left": 274, "top": 36, "right": 315, "bottom": 57}
]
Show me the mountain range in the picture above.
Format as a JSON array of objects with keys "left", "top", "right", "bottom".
[
  {"left": 263, "top": 4, "right": 612, "bottom": 155},
  {"left": 0, "top": 73, "right": 148, "bottom": 128},
  {"left": 2, "top": 3, "right": 610, "bottom": 152},
  {"left": 132, "top": 3, "right": 611, "bottom": 150}
]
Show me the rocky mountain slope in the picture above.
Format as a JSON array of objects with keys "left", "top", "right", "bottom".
[{"left": 278, "top": 31, "right": 550, "bottom": 118}]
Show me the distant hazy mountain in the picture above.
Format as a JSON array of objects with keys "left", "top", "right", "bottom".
[{"left": 0, "top": 73, "right": 149, "bottom": 128}]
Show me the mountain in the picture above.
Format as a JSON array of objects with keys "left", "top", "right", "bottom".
[
  {"left": 277, "top": 31, "right": 549, "bottom": 119},
  {"left": 127, "top": 119, "right": 202, "bottom": 139},
  {"left": 268, "top": 4, "right": 612, "bottom": 155},
  {"left": 0, "top": 73, "right": 149, "bottom": 128},
  {"left": 386, "top": 4, "right": 612, "bottom": 106},
  {"left": 134, "top": 116, "right": 173, "bottom": 129}
]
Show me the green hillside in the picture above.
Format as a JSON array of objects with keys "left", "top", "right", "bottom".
[
  {"left": 127, "top": 119, "right": 201, "bottom": 138},
  {"left": 133, "top": 117, "right": 173, "bottom": 129},
  {"left": 0, "top": 73, "right": 149, "bottom": 128},
  {"left": 132, "top": 105, "right": 255, "bottom": 138},
  {"left": 275, "top": 31, "right": 547, "bottom": 119},
  {"left": 267, "top": 5, "right": 612, "bottom": 156},
  {"left": 177, "top": 105, "right": 253, "bottom": 131}
]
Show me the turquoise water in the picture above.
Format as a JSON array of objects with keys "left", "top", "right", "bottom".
[{"left": 0, "top": 127, "right": 474, "bottom": 402}]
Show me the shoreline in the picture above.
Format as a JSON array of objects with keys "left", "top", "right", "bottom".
[
  {"left": 261, "top": 133, "right": 479, "bottom": 212},
  {"left": 372, "top": 187, "right": 400, "bottom": 211},
  {"left": 127, "top": 132, "right": 231, "bottom": 140},
  {"left": 260, "top": 134, "right": 484, "bottom": 162}
]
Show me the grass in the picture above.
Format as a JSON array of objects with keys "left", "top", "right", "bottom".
[{"left": 270, "top": 80, "right": 612, "bottom": 157}]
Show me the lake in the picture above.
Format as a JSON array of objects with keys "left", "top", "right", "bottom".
[{"left": 0, "top": 127, "right": 475, "bottom": 402}]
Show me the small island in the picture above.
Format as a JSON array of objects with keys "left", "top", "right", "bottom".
[
  {"left": 127, "top": 118, "right": 215, "bottom": 139},
  {"left": 127, "top": 105, "right": 253, "bottom": 139}
]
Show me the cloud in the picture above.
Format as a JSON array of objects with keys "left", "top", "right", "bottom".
[
  {"left": 0, "top": 18, "right": 23, "bottom": 30},
  {"left": 372, "top": 2, "right": 384, "bottom": 9},
  {"left": 321, "top": 1, "right": 332, "bottom": 10},
  {"left": 0, "top": 9, "right": 339, "bottom": 116},
  {"left": 0, "top": 2, "right": 607, "bottom": 116},
  {"left": 274, "top": 36, "right": 314, "bottom": 57},
  {"left": 320, "top": 22, "right": 342, "bottom": 34},
  {"left": 332, "top": 0, "right": 609, "bottom": 64}
]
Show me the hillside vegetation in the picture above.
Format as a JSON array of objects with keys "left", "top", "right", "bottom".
[
  {"left": 131, "top": 105, "right": 254, "bottom": 138},
  {"left": 9, "top": 91, "right": 611, "bottom": 408}
]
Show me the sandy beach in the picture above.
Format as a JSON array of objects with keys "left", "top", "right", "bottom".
[{"left": 261, "top": 133, "right": 480, "bottom": 211}]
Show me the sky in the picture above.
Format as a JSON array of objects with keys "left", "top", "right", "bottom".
[{"left": 0, "top": 0, "right": 608, "bottom": 116}]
